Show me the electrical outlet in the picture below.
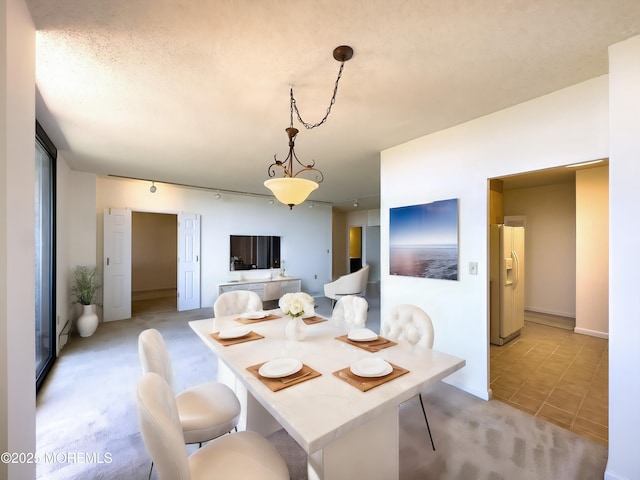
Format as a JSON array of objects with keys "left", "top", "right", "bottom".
[{"left": 469, "top": 262, "right": 478, "bottom": 275}]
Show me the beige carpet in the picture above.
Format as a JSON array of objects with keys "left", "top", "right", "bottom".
[{"left": 36, "top": 307, "right": 606, "bottom": 479}]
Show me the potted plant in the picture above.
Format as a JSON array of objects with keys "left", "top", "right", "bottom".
[{"left": 72, "top": 265, "right": 100, "bottom": 337}]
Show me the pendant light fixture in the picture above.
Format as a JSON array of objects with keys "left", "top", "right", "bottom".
[{"left": 265, "top": 45, "right": 353, "bottom": 209}]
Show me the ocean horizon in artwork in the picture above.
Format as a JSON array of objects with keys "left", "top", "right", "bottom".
[
  {"left": 390, "top": 244, "right": 458, "bottom": 280},
  {"left": 389, "top": 198, "right": 459, "bottom": 280}
]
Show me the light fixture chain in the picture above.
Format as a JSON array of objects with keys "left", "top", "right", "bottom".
[
  {"left": 290, "top": 61, "right": 346, "bottom": 130},
  {"left": 266, "top": 45, "right": 352, "bottom": 208}
]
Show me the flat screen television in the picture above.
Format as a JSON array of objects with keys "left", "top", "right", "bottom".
[{"left": 230, "top": 235, "right": 280, "bottom": 270}]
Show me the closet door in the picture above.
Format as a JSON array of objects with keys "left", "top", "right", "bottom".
[
  {"left": 177, "top": 213, "right": 200, "bottom": 311},
  {"left": 103, "top": 208, "right": 132, "bottom": 321}
]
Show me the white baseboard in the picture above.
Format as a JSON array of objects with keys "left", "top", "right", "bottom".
[
  {"left": 605, "top": 469, "right": 629, "bottom": 480},
  {"left": 58, "top": 320, "right": 71, "bottom": 350},
  {"left": 443, "top": 378, "right": 491, "bottom": 401},
  {"left": 574, "top": 327, "right": 609, "bottom": 339},
  {"left": 525, "top": 306, "right": 575, "bottom": 318}
]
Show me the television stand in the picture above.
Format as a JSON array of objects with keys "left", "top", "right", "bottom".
[{"left": 218, "top": 277, "right": 302, "bottom": 306}]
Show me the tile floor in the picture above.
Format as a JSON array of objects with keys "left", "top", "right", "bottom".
[{"left": 490, "top": 319, "right": 608, "bottom": 445}]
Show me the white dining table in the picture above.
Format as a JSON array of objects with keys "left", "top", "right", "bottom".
[{"left": 189, "top": 311, "right": 465, "bottom": 480}]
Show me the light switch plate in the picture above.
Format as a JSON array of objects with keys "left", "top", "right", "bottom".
[{"left": 469, "top": 262, "right": 478, "bottom": 275}]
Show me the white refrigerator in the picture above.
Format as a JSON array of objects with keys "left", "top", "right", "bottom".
[{"left": 490, "top": 224, "right": 525, "bottom": 346}]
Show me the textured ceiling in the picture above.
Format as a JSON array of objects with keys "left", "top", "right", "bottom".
[{"left": 27, "top": 0, "right": 640, "bottom": 211}]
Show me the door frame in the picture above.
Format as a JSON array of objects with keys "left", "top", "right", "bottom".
[
  {"left": 35, "top": 121, "right": 57, "bottom": 391},
  {"left": 103, "top": 208, "right": 201, "bottom": 321}
]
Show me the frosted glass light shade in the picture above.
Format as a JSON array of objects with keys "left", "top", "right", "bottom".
[{"left": 264, "top": 177, "right": 318, "bottom": 208}]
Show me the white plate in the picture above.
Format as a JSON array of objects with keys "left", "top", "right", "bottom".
[
  {"left": 350, "top": 358, "right": 393, "bottom": 378},
  {"left": 243, "top": 311, "right": 267, "bottom": 319},
  {"left": 348, "top": 328, "right": 378, "bottom": 342},
  {"left": 218, "top": 326, "right": 251, "bottom": 339},
  {"left": 259, "top": 358, "right": 303, "bottom": 378}
]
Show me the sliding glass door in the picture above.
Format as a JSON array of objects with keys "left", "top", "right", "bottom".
[{"left": 35, "top": 122, "right": 56, "bottom": 391}]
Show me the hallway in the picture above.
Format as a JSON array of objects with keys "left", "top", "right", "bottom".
[
  {"left": 131, "top": 288, "right": 177, "bottom": 316},
  {"left": 490, "top": 318, "right": 608, "bottom": 445}
]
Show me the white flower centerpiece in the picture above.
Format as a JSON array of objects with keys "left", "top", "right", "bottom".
[{"left": 279, "top": 292, "right": 315, "bottom": 341}]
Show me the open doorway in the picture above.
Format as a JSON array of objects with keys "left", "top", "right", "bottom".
[
  {"left": 349, "top": 226, "right": 363, "bottom": 272},
  {"left": 104, "top": 209, "right": 201, "bottom": 321},
  {"left": 131, "top": 212, "right": 177, "bottom": 316},
  {"left": 488, "top": 160, "right": 609, "bottom": 445}
]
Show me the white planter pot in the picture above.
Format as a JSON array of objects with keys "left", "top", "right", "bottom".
[{"left": 77, "top": 304, "right": 99, "bottom": 337}]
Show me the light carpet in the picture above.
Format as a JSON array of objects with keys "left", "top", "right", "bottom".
[{"left": 36, "top": 307, "right": 606, "bottom": 479}]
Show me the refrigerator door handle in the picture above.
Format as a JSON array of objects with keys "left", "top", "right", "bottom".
[{"left": 512, "top": 250, "right": 520, "bottom": 289}]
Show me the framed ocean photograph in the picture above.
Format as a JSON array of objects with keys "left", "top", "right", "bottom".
[{"left": 389, "top": 198, "right": 459, "bottom": 280}]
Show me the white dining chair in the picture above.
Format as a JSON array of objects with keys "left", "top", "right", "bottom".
[
  {"left": 213, "top": 290, "right": 263, "bottom": 317},
  {"left": 138, "top": 329, "right": 241, "bottom": 446},
  {"left": 136, "top": 372, "right": 289, "bottom": 480},
  {"left": 332, "top": 295, "right": 368, "bottom": 330},
  {"left": 323, "top": 264, "right": 370, "bottom": 308},
  {"left": 381, "top": 304, "right": 437, "bottom": 450}
]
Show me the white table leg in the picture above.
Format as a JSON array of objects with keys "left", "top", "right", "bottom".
[
  {"left": 308, "top": 406, "right": 399, "bottom": 480},
  {"left": 218, "top": 359, "right": 281, "bottom": 435}
]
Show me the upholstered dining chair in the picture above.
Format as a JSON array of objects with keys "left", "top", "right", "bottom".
[
  {"left": 136, "top": 372, "right": 289, "bottom": 480},
  {"left": 332, "top": 295, "right": 369, "bottom": 330},
  {"left": 213, "top": 290, "right": 263, "bottom": 317},
  {"left": 381, "top": 304, "right": 437, "bottom": 451},
  {"left": 323, "top": 264, "right": 370, "bottom": 308},
  {"left": 137, "top": 329, "right": 241, "bottom": 447}
]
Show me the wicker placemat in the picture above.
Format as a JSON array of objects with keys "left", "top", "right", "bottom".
[
  {"left": 332, "top": 363, "right": 409, "bottom": 392},
  {"left": 235, "top": 313, "right": 281, "bottom": 324},
  {"left": 210, "top": 331, "right": 264, "bottom": 346},
  {"left": 334, "top": 334, "right": 397, "bottom": 352},
  {"left": 246, "top": 362, "right": 321, "bottom": 392},
  {"left": 302, "top": 315, "right": 327, "bottom": 325}
]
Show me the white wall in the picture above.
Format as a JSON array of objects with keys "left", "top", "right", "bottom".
[
  {"left": 606, "top": 35, "right": 640, "bottom": 480},
  {"left": 69, "top": 172, "right": 98, "bottom": 267},
  {"left": 575, "top": 166, "right": 608, "bottom": 337},
  {"left": 1, "top": 0, "right": 36, "bottom": 478},
  {"left": 381, "top": 75, "right": 609, "bottom": 401},
  {"left": 504, "top": 182, "right": 576, "bottom": 317},
  {"left": 64, "top": 171, "right": 98, "bottom": 327},
  {"left": 365, "top": 225, "right": 381, "bottom": 283},
  {"left": 55, "top": 154, "right": 72, "bottom": 350},
  {"left": 94, "top": 176, "right": 332, "bottom": 310}
]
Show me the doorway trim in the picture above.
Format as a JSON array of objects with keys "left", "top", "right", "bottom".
[{"left": 103, "top": 208, "right": 201, "bottom": 321}]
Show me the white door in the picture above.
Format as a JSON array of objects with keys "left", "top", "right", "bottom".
[
  {"left": 177, "top": 213, "right": 201, "bottom": 311},
  {"left": 103, "top": 208, "right": 132, "bottom": 321}
]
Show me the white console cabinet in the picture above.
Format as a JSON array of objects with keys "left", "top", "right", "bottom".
[{"left": 218, "top": 277, "right": 301, "bottom": 302}]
